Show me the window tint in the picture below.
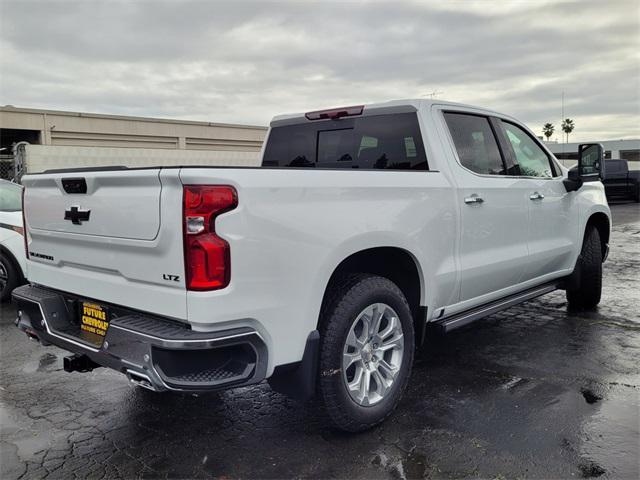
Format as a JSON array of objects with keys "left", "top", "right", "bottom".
[
  {"left": 605, "top": 159, "right": 627, "bottom": 174},
  {"left": 500, "top": 121, "right": 554, "bottom": 178},
  {"left": 444, "top": 113, "right": 505, "bottom": 175},
  {"left": 0, "top": 182, "right": 22, "bottom": 212},
  {"left": 262, "top": 112, "right": 428, "bottom": 170},
  {"left": 318, "top": 129, "right": 355, "bottom": 164}
]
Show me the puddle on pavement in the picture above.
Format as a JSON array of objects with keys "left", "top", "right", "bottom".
[
  {"left": 579, "top": 460, "right": 606, "bottom": 478},
  {"left": 580, "top": 388, "right": 602, "bottom": 404},
  {"left": 579, "top": 383, "right": 639, "bottom": 479}
]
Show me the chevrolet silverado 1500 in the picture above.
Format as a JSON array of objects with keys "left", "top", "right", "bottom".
[{"left": 13, "top": 100, "right": 610, "bottom": 431}]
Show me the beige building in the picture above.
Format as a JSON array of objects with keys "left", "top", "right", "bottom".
[
  {"left": 0, "top": 105, "right": 267, "bottom": 152},
  {"left": 0, "top": 106, "right": 268, "bottom": 178}
]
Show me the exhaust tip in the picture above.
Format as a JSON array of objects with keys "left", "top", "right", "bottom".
[
  {"left": 126, "top": 370, "right": 158, "bottom": 392},
  {"left": 25, "top": 330, "right": 40, "bottom": 343}
]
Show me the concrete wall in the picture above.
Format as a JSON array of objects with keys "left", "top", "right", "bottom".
[{"left": 21, "top": 144, "right": 261, "bottom": 173}]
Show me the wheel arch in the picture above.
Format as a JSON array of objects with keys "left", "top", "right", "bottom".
[
  {"left": 0, "top": 244, "right": 25, "bottom": 283},
  {"left": 318, "top": 246, "right": 427, "bottom": 345},
  {"left": 585, "top": 211, "right": 610, "bottom": 261}
]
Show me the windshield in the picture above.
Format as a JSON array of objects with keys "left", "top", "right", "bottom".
[{"left": 0, "top": 181, "right": 23, "bottom": 212}]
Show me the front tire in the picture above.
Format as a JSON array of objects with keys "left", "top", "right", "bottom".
[
  {"left": 0, "top": 252, "right": 20, "bottom": 303},
  {"left": 318, "top": 274, "right": 415, "bottom": 432},
  {"left": 566, "top": 226, "right": 603, "bottom": 309}
]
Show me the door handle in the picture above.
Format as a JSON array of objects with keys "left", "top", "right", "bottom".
[
  {"left": 529, "top": 192, "right": 545, "bottom": 201},
  {"left": 464, "top": 194, "right": 484, "bottom": 205}
]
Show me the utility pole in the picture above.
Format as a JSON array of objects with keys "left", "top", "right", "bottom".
[
  {"left": 561, "top": 91, "right": 565, "bottom": 143},
  {"left": 561, "top": 91, "right": 565, "bottom": 166}
]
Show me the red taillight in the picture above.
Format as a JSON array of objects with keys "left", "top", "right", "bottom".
[
  {"left": 183, "top": 185, "right": 237, "bottom": 291},
  {"left": 22, "top": 186, "right": 29, "bottom": 258},
  {"left": 305, "top": 105, "right": 364, "bottom": 120}
]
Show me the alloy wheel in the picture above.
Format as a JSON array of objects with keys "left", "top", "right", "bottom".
[{"left": 342, "top": 303, "right": 405, "bottom": 406}]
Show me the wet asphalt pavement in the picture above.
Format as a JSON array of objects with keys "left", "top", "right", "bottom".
[{"left": 1, "top": 203, "right": 638, "bottom": 479}]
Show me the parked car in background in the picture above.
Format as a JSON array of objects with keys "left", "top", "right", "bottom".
[
  {"left": 603, "top": 159, "right": 640, "bottom": 202},
  {"left": 0, "top": 179, "right": 26, "bottom": 301}
]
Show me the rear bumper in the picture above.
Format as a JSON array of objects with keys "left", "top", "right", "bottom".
[{"left": 12, "top": 284, "right": 268, "bottom": 392}]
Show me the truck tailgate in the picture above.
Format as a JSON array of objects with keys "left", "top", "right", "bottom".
[
  {"left": 22, "top": 169, "right": 187, "bottom": 320},
  {"left": 26, "top": 170, "right": 162, "bottom": 240}
]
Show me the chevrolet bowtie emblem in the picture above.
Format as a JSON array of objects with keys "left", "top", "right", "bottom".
[{"left": 64, "top": 206, "right": 91, "bottom": 225}]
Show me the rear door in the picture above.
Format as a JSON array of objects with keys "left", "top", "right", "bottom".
[
  {"left": 22, "top": 168, "right": 188, "bottom": 319},
  {"left": 497, "top": 120, "right": 579, "bottom": 281},
  {"left": 442, "top": 112, "right": 529, "bottom": 303}
]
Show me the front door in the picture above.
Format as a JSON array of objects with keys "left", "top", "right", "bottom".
[{"left": 497, "top": 120, "right": 579, "bottom": 281}]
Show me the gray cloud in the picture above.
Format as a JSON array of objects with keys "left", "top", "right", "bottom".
[{"left": 1, "top": 0, "right": 638, "bottom": 141}]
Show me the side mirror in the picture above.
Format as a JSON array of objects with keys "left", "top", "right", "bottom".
[
  {"left": 563, "top": 143, "right": 604, "bottom": 192},
  {"left": 577, "top": 143, "right": 605, "bottom": 181},
  {"left": 564, "top": 166, "right": 582, "bottom": 192}
]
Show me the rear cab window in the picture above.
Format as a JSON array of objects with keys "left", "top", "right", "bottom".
[{"left": 262, "top": 112, "right": 429, "bottom": 170}]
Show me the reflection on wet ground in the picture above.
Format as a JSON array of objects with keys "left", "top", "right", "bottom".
[{"left": 1, "top": 203, "right": 638, "bottom": 479}]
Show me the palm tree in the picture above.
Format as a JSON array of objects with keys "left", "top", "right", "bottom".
[
  {"left": 561, "top": 118, "right": 575, "bottom": 143},
  {"left": 542, "top": 123, "right": 555, "bottom": 142}
]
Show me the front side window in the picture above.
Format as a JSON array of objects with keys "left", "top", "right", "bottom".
[
  {"left": 500, "top": 121, "right": 554, "bottom": 178},
  {"left": 444, "top": 112, "right": 505, "bottom": 175},
  {"left": 0, "top": 182, "right": 22, "bottom": 212}
]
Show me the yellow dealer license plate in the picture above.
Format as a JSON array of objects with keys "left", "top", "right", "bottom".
[{"left": 80, "top": 302, "right": 110, "bottom": 346}]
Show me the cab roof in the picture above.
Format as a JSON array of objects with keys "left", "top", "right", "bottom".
[{"left": 270, "top": 99, "right": 505, "bottom": 126}]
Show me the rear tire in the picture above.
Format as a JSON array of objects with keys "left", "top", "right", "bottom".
[
  {"left": 566, "top": 226, "right": 603, "bottom": 309},
  {"left": 0, "top": 252, "right": 20, "bottom": 303},
  {"left": 318, "top": 274, "right": 415, "bottom": 432}
]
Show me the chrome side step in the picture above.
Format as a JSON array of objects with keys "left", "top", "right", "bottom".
[{"left": 431, "top": 282, "right": 558, "bottom": 334}]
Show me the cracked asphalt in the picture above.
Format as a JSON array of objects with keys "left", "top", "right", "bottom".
[{"left": 1, "top": 203, "right": 638, "bottom": 479}]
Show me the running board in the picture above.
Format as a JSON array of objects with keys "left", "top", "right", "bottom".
[{"left": 431, "top": 282, "right": 558, "bottom": 334}]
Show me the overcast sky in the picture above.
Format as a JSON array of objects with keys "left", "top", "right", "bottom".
[{"left": 1, "top": 0, "right": 638, "bottom": 141}]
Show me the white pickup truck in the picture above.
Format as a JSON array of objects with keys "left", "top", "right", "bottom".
[{"left": 14, "top": 100, "right": 610, "bottom": 432}]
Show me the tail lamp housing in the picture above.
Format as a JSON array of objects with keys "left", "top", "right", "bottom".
[{"left": 183, "top": 185, "right": 237, "bottom": 291}]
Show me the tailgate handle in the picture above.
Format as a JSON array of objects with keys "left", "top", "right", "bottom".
[{"left": 62, "top": 178, "right": 87, "bottom": 194}]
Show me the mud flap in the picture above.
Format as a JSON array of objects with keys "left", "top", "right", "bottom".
[{"left": 268, "top": 330, "right": 319, "bottom": 401}]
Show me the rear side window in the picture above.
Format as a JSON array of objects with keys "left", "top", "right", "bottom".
[
  {"left": 500, "top": 121, "right": 555, "bottom": 178},
  {"left": 262, "top": 113, "right": 428, "bottom": 170},
  {"left": 444, "top": 113, "right": 505, "bottom": 175}
]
